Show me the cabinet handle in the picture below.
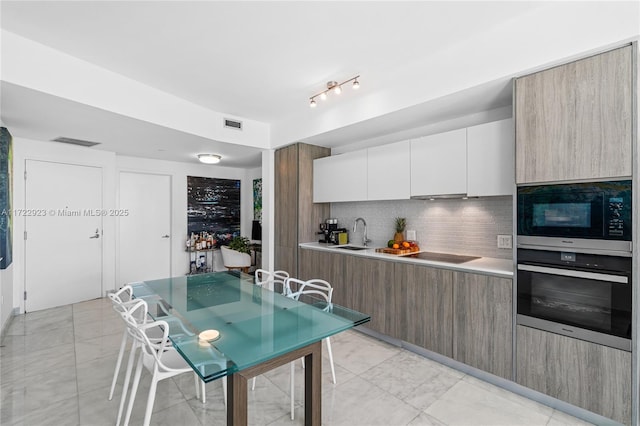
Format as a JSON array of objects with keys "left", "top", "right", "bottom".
[{"left": 161, "top": 235, "right": 170, "bottom": 238}]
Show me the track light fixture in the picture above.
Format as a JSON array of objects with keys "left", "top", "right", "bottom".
[{"left": 309, "top": 75, "right": 360, "bottom": 108}]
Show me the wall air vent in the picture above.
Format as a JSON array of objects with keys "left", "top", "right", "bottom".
[
  {"left": 223, "top": 118, "right": 243, "bottom": 131},
  {"left": 51, "top": 137, "right": 101, "bottom": 147}
]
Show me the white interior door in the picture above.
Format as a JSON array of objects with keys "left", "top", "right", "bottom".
[
  {"left": 25, "top": 160, "right": 103, "bottom": 312},
  {"left": 118, "top": 172, "right": 171, "bottom": 285}
]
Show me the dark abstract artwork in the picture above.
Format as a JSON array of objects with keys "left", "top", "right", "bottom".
[
  {"left": 253, "top": 178, "right": 262, "bottom": 221},
  {"left": 187, "top": 176, "right": 240, "bottom": 246},
  {"left": 0, "top": 128, "right": 12, "bottom": 269}
]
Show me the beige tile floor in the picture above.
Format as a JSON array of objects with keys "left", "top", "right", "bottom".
[{"left": 0, "top": 297, "right": 595, "bottom": 426}]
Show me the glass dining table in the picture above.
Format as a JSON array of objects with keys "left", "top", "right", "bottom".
[{"left": 131, "top": 271, "right": 370, "bottom": 426}]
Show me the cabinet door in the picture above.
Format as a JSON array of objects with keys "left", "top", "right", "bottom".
[
  {"left": 275, "top": 145, "right": 299, "bottom": 273},
  {"left": 574, "top": 46, "right": 632, "bottom": 179},
  {"left": 367, "top": 140, "right": 411, "bottom": 200},
  {"left": 398, "top": 263, "right": 453, "bottom": 357},
  {"left": 516, "top": 325, "right": 631, "bottom": 424},
  {"left": 313, "top": 150, "right": 367, "bottom": 203},
  {"left": 516, "top": 45, "right": 632, "bottom": 183},
  {"left": 453, "top": 272, "right": 513, "bottom": 380},
  {"left": 410, "top": 128, "right": 467, "bottom": 197},
  {"left": 298, "top": 248, "right": 346, "bottom": 305},
  {"left": 467, "top": 119, "right": 514, "bottom": 197},
  {"left": 345, "top": 256, "right": 399, "bottom": 336}
]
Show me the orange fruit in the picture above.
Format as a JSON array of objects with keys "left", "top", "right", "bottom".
[
  {"left": 402, "top": 241, "right": 410, "bottom": 248},
  {"left": 392, "top": 243, "right": 400, "bottom": 249}
]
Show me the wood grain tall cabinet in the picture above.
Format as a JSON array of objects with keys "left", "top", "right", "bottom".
[
  {"left": 515, "top": 45, "right": 633, "bottom": 183},
  {"left": 274, "top": 143, "right": 330, "bottom": 276}
]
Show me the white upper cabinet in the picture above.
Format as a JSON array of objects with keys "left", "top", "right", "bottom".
[
  {"left": 410, "top": 128, "right": 467, "bottom": 197},
  {"left": 367, "top": 140, "right": 411, "bottom": 200},
  {"left": 467, "top": 118, "right": 514, "bottom": 197},
  {"left": 313, "top": 150, "right": 368, "bottom": 203}
]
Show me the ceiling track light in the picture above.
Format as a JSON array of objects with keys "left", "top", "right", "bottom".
[{"left": 309, "top": 75, "right": 360, "bottom": 108}]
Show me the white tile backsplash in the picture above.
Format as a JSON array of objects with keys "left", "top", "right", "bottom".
[{"left": 330, "top": 196, "right": 513, "bottom": 259}]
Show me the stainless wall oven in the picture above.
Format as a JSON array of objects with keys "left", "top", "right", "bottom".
[
  {"left": 516, "top": 180, "right": 632, "bottom": 352},
  {"left": 517, "top": 248, "right": 631, "bottom": 351}
]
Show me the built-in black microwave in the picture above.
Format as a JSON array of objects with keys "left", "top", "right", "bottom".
[{"left": 517, "top": 180, "right": 632, "bottom": 253}]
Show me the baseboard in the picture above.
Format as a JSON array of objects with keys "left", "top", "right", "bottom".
[{"left": 0, "top": 308, "right": 19, "bottom": 343}]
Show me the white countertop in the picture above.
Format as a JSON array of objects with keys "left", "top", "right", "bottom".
[{"left": 299, "top": 242, "right": 513, "bottom": 278}]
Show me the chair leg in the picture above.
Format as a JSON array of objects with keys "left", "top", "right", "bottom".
[
  {"left": 116, "top": 342, "right": 138, "bottom": 426},
  {"left": 326, "top": 337, "right": 337, "bottom": 384},
  {"left": 290, "top": 361, "right": 295, "bottom": 420},
  {"left": 142, "top": 375, "right": 159, "bottom": 426},
  {"left": 109, "top": 330, "right": 128, "bottom": 400},
  {"left": 123, "top": 350, "right": 144, "bottom": 426}
]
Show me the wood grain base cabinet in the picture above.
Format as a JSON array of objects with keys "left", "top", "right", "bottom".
[
  {"left": 453, "top": 272, "right": 513, "bottom": 380},
  {"left": 297, "top": 249, "right": 346, "bottom": 305},
  {"left": 396, "top": 263, "right": 454, "bottom": 358},
  {"left": 515, "top": 45, "right": 633, "bottom": 183},
  {"left": 516, "top": 325, "right": 631, "bottom": 425},
  {"left": 345, "top": 256, "right": 401, "bottom": 338}
]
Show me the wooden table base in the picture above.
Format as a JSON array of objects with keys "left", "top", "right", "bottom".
[{"left": 226, "top": 340, "right": 322, "bottom": 426}]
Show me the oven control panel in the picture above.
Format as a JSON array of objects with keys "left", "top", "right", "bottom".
[{"left": 607, "top": 197, "right": 625, "bottom": 237}]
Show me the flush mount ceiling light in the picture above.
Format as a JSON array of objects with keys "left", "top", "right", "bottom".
[
  {"left": 309, "top": 75, "right": 360, "bottom": 108},
  {"left": 197, "top": 154, "right": 222, "bottom": 164}
]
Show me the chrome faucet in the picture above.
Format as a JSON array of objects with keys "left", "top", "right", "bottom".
[{"left": 353, "top": 217, "right": 371, "bottom": 246}]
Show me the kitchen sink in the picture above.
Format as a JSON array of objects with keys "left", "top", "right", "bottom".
[{"left": 335, "top": 245, "right": 369, "bottom": 251}]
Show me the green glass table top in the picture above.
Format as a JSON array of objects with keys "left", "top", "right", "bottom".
[{"left": 131, "top": 271, "right": 370, "bottom": 382}]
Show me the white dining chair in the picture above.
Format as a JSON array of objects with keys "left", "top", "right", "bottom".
[
  {"left": 254, "top": 268, "right": 290, "bottom": 294},
  {"left": 114, "top": 299, "right": 154, "bottom": 426},
  {"left": 283, "top": 277, "right": 337, "bottom": 420},
  {"left": 109, "top": 285, "right": 196, "bottom": 405},
  {"left": 122, "top": 318, "right": 205, "bottom": 426},
  {"left": 108, "top": 285, "right": 135, "bottom": 401}
]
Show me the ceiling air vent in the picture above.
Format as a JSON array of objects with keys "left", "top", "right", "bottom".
[
  {"left": 51, "top": 137, "right": 101, "bottom": 147},
  {"left": 223, "top": 118, "right": 243, "bottom": 131}
]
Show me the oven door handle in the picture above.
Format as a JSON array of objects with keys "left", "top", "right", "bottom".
[{"left": 517, "top": 264, "right": 628, "bottom": 284}]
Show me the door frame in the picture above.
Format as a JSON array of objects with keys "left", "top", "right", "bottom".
[{"left": 116, "top": 170, "right": 173, "bottom": 286}]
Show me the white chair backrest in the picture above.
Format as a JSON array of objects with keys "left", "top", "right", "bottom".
[
  {"left": 255, "top": 269, "right": 290, "bottom": 294},
  {"left": 254, "top": 269, "right": 273, "bottom": 286},
  {"left": 285, "top": 278, "right": 333, "bottom": 306},
  {"left": 109, "top": 285, "right": 134, "bottom": 315},
  {"left": 119, "top": 299, "right": 151, "bottom": 337},
  {"left": 128, "top": 319, "right": 177, "bottom": 373}
]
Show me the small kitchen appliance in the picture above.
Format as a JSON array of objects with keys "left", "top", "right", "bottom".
[{"left": 318, "top": 219, "right": 341, "bottom": 243}]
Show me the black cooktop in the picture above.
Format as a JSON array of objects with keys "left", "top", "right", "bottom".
[{"left": 405, "top": 251, "right": 481, "bottom": 264}]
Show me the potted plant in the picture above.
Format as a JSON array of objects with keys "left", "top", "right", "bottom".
[
  {"left": 394, "top": 217, "right": 406, "bottom": 243},
  {"left": 221, "top": 236, "right": 252, "bottom": 272},
  {"left": 228, "top": 236, "right": 251, "bottom": 254}
]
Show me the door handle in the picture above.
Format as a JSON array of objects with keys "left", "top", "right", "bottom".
[
  {"left": 161, "top": 235, "right": 170, "bottom": 238},
  {"left": 89, "top": 229, "right": 100, "bottom": 239}
]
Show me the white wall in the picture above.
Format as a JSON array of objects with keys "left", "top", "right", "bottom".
[{"left": 8, "top": 137, "right": 261, "bottom": 314}]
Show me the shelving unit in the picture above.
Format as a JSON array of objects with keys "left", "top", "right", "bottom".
[{"left": 186, "top": 247, "right": 216, "bottom": 275}]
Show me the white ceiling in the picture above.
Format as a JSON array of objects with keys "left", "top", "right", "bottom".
[{"left": 1, "top": 1, "right": 638, "bottom": 168}]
